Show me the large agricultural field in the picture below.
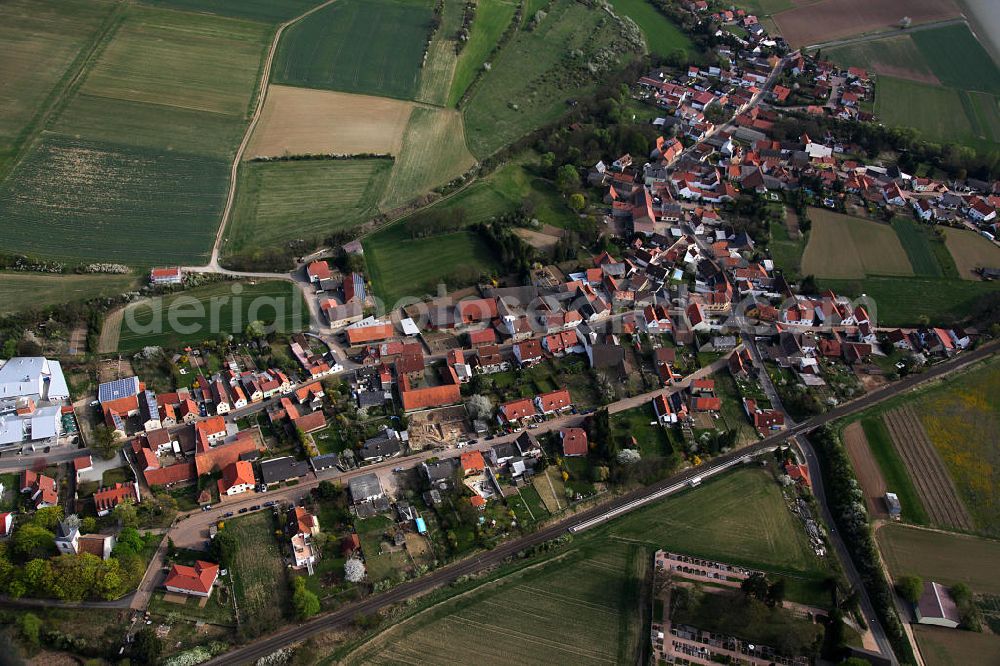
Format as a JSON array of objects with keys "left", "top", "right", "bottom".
[
  {"left": 771, "top": 0, "right": 961, "bottom": 48},
  {"left": 943, "top": 227, "right": 1000, "bottom": 280},
  {"left": 415, "top": 0, "right": 465, "bottom": 106},
  {"left": 0, "top": 272, "right": 138, "bottom": 315},
  {"left": 0, "top": 3, "right": 271, "bottom": 265},
  {"left": 877, "top": 524, "right": 1000, "bottom": 595},
  {"left": 462, "top": 0, "right": 642, "bottom": 159},
  {"left": 342, "top": 543, "right": 647, "bottom": 665},
  {"left": 341, "top": 467, "right": 828, "bottom": 664},
  {"left": 819, "top": 275, "right": 1000, "bottom": 326},
  {"left": 800, "top": 209, "right": 913, "bottom": 279},
  {"left": 116, "top": 280, "right": 308, "bottom": 352},
  {"left": 380, "top": 108, "right": 477, "bottom": 210},
  {"left": 912, "top": 359, "right": 1000, "bottom": 535},
  {"left": 607, "top": 0, "right": 693, "bottom": 58},
  {"left": 913, "top": 625, "right": 1000, "bottom": 666},
  {"left": 363, "top": 226, "right": 502, "bottom": 305},
  {"left": 246, "top": 86, "right": 415, "bottom": 159},
  {"left": 224, "top": 159, "right": 392, "bottom": 257},
  {"left": 447, "top": 0, "right": 519, "bottom": 106},
  {"left": 0, "top": 0, "right": 118, "bottom": 179},
  {"left": 139, "top": 0, "right": 321, "bottom": 23},
  {"left": 827, "top": 24, "right": 1000, "bottom": 147},
  {"left": 605, "top": 468, "right": 826, "bottom": 586},
  {"left": 272, "top": 0, "right": 434, "bottom": 101}
]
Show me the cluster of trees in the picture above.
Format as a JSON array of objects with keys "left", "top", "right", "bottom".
[
  {"left": 740, "top": 572, "right": 786, "bottom": 607},
  {"left": 810, "top": 426, "right": 915, "bottom": 663},
  {"left": 454, "top": 0, "right": 476, "bottom": 51},
  {"left": 291, "top": 577, "right": 320, "bottom": 620},
  {"left": 473, "top": 220, "right": 536, "bottom": 279},
  {"left": 0, "top": 510, "right": 150, "bottom": 601}
]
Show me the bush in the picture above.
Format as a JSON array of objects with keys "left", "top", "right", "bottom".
[{"left": 895, "top": 575, "right": 923, "bottom": 605}]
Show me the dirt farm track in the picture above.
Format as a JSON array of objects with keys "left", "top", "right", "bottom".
[
  {"left": 773, "top": 0, "right": 962, "bottom": 47},
  {"left": 882, "top": 406, "right": 973, "bottom": 531},
  {"left": 842, "top": 421, "right": 888, "bottom": 516}
]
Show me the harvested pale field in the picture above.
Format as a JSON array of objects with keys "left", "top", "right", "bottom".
[
  {"left": 943, "top": 227, "right": 1000, "bottom": 280},
  {"left": 801, "top": 209, "right": 912, "bottom": 279},
  {"left": 773, "top": 0, "right": 961, "bottom": 47},
  {"left": 514, "top": 226, "right": 563, "bottom": 251},
  {"left": 533, "top": 467, "right": 566, "bottom": 514},
  {"left": 380, "top": 107, "right": 476, "bottom": 209},
  {"left": 882, "top": 406, "right": 973, "bottom": 531},
  {"left": 842, "top": 421, "right": 887, "bottom": 516},
  {"left": 246, "top": 85, "right": 415, "bottom": 159}
]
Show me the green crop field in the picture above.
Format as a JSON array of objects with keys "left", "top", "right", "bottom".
[
  {"left": 608, "top": 0, "right": 693, "bottom": 58},
  {"left": 226, "top": 512, "right": 290, "bottom": 625},
  {"left": 768, "top": 219, "right": 805, "bottom": 277},
  {"left": 915, "top": 625, "right": 1000, "bottom": 666},
  {"left": 140, "top": 0, "right": 322, "bottom": 23},
  {"left": 463, "top": 0, "right": 642, "bottom": 158},
  {"left": 380, "top": 108, "right": 477, "bottom": 209},
  {"left": 876, "top": 76, "right": 981, "bottom": 146},
  {"left": 608, "top": 468, "right": 826, "bottom": 580},
  {"left": 80, "top": 7, "right": 269, "bottom": 118},
  {"left": 0, "top": 137, "right": 228, "bottom": 265},
  {"left": 225, "top": 158, "right": 392, "bottom": 256},
  {"left": 364, "top": 226, "right": 501, "bottom": 305},
  {"left": 447, "top": 0, "right": 519, "bottom": 106},
  {"left": 912, "top": 24, "right": 1000, "bottom": 95},
  {"left": 416, "top": 154, "right": 579, "bottom": 228},
  {"left": 0, "top": 0, "right": 118, "bottom": 179},
  {"left": 967, "top": 91, "right": 1000, "bottom": 143},
  {"left": 273, "top": 0, "right": 434, "bottom": 100},
  {"left": 0, "top": 272, "right": 139, "bottom": 315},
  {"left": 801, "top": 208, "right": 913, "bottom": 279},
  {"left": 0, "top": 5, "right": 270, "bottom": 266},
  {"left": 819, "top": 276, "right": 1000, "bottom": 326},
  {"left": 342, "top": 542, "right": 647, "bottom": 665},
  {"left": 878, "top": 524, "right": 1000, "bottom": 595},
  {"left": 117, "top": 280, "right": 308, "bottom": 352},
  {"left": 891, "top": 218, "right": 943, "bottom": 277},
  {"left": 415, "top": 0, "right": 465, "bottom": 106}
]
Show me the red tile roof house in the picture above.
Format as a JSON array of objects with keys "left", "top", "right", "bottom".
[
  {"left": 164, "top": 561, "right": 219, "bottom": 598},
  {"left": 94, "top": 482, "right": 141, "bottom": 517},
  {"left": 534, "top": 388, "right": 572, "bottom": 415},
  {"left": 73, "top": 455, "right": 93, "bottom": 481},
  {"left": 218, "top": 460, "right": 256, "bottom": 497},
  {"left": 653, "top": 394, "right": 678, "bottom": 424},
  {"left": 498, "top": 397, "right": 536, "bottom": 424},
  {"left": 306, "top": 260, "right": 332, "bottom": 283},
  {"left": 560, "top": 427, "right": 588, "bottom": 456},
  {"left": 743, "top": 398, "right": 785, "bottom": 434},
  {"left": 460, "top": 450, "right": 485, "bottom": 476},
  {"left": 513, "top": 338, "right": 544, "bottom": 367},
  {"left": 20, "top": 470, "right": 57, "bottom": 508},
  {"left": 150, "top": 266, "right": 183, "bottom": 285}
]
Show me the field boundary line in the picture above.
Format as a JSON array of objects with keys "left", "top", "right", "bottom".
[
  {"left": 97, "top": 304, "right": 126, "bottom": 354},
  {"left": 210, "top": 0, "right": 342, "bottom": 269},
  {"left": 2, "top": 2, "right": 127, "bottom": 182},
  {"left": 338, "top": 549, "right": 577, "bottom": 662}
]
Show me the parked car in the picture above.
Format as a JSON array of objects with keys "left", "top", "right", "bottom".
[
  {"left": 202, "top": 504, "right": 213, "bottom": 511},
  {"left": 238, "top": 508, "right": 248, "bottom": 514},
  {"left": 223, "top": 512, "right": 234, "bottom": 518}
]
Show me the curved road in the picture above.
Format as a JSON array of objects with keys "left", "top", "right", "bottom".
[{"left": 204, "top": 342, "right": 996, "bottom": 665}]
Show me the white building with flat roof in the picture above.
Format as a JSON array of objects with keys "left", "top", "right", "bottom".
[{"left": 0, "top": 357, "right": 69, "bottom": 449}]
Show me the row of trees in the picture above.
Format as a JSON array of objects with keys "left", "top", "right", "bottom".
[{"left": 810, "top": 426, "right": 915, "bottom": 663}]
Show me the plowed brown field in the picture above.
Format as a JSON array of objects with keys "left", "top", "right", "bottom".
[
  {"left": 883, "top": 406, "right": 972, "bottom": 531},
  {"left": 843, "top": 421, "right": 888, "bottom": 516},
  {"left": 773, "top": 0, "right": 961, "bottom": 47}
]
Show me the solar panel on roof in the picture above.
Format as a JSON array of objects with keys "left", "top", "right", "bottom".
[{"left": 98, "top": 377, "right": 139, "bottom": 403}]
